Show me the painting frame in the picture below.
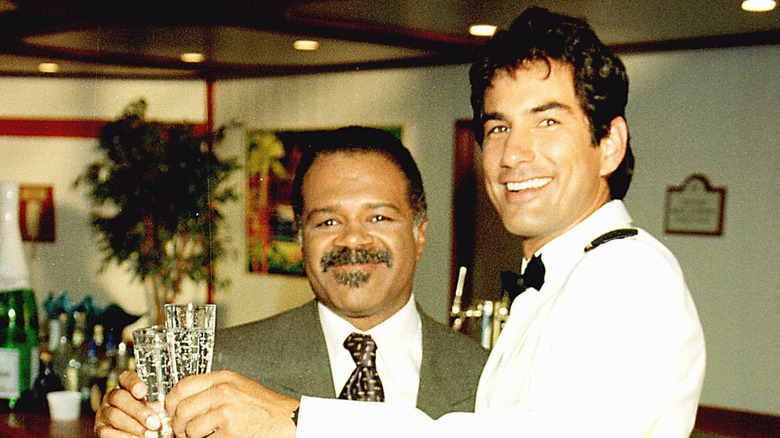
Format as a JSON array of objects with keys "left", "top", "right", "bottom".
[{"left": 19, "top": 184, "right": 55, "bottom": 242}]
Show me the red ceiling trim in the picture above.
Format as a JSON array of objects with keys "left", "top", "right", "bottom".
[
  {"left": 0, "top": 118, "right": 109, "bottom": 138},
  {"left": 0, "top": 118, "right": 208, "bottom": 138}
]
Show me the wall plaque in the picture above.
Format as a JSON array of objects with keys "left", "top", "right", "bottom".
[{"left": 664, "top": 174, "right": 725, "bottom": 236}]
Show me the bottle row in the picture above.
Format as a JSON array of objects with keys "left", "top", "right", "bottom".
[{"left": 1, "top": 289, "right": 137, "bottom": 415}]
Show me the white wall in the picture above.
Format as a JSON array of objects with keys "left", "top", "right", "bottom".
[
  {"left": 0, "top": 43, "right": 777, "bottom": 416},
  {"left": 622, "top": 45, "right": 780, "bottom": 414},
  {"left": 0, "top": 78, "right": 207, "bottom": 321}
]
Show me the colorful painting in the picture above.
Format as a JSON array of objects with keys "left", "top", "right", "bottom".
[{"left": 245, "top": 127, "right": 402, "bottom": 276}]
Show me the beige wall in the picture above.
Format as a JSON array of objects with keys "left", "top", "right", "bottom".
[
  {"left": 623, "top": 45, "right": 780, "bottom": 414},
  {"left": 0, "top": 78, "right": 208, "bottom": 320},
  {"left": 0, "top": 44, "right": 778, "bottom": 415}
]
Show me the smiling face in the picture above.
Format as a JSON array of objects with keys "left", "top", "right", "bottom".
[
  {"left": 480, "top": 60, "right": 625, "bottom": 258},
  {"left": 299, "top": 151, "right": 428, "bottom": 331}
]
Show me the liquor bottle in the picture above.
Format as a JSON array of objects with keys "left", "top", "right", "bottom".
[
  {"left": 46, "top": 316, "right": 61, "bottom": 361},
  {"left": 126, "top": 343, "right": 136, "bottom": 373},
  {"left": 0, "top": 301, "right": 40, "bottom": 411},
  {"left": 105, "top": 339, "right": 127, "bottom": 394},
  {"left": 87, "top": 324, "right": 110, "bottom": 412},
  {"left": 64, "top": 311, "right": 88, "bottom": 404},
  {"left": 0, "top": 182, "right": 40, "bottom": 412},
  {"left": 103, "top": 331, "right": 118, "bottom": 392},
  {"left": 51, "top": 312, "right": 71, "bottom": 380},
  {"left": 91, "top": 324, "right": 108, "bottom": 370},
  {"left": 30, "top": 349, "right": 63, "bottom": 413}
]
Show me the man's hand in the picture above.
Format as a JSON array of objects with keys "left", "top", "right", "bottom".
[
  {"left": 94, "top": 371, "right": 162, "bottom": 438},
  {"left": 165, "top": 370, "right": 300, "bottom": 438}
]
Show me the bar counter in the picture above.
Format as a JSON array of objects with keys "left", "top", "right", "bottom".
[{"left": 0, "top": 412, "right": 94, "bottom": 438}]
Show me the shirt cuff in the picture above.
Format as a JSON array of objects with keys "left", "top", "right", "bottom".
[{"left": 297, "top": 396, "right": 436, "bottom": 437}]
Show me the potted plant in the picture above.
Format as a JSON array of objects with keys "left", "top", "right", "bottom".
[{"left": 75, "top": 99, "right": 239, "bottom": 325}]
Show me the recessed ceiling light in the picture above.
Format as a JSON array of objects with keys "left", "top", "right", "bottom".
[
  {"left": 742, "top": 0, "right": 776, "bottom": 12},
  {"left": 469, "top": 24, "right": 497, "bottom": 37},
  {"left": 37, "top": 63, "right": 59, "bottom": 73},
  {"left": 180, "top": 52, "right": 205, "bottom": 63},
  {"left": 293, "top": 40, "right": 319, "bottom": 51}
]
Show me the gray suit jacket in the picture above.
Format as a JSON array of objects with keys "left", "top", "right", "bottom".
[{"left": 213, "top": 300, "right": 488, "bottom": 419}]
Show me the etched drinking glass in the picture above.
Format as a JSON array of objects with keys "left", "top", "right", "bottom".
[
  {"left": 132, "top": 326, "right": 174, "bottom": 438},
  {"left": 163, "top": 303, "right": 216, "bottom": 383}
]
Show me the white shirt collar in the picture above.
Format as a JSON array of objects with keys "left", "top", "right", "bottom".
[
  {"left": 317, "top": 293, "right": 419, "bottom": 343},
  {"left": 525, "top": 200, "right": 633, "bottom": 268},
  {"left": 318, "top": 295, "right": 422, "bottom": 405}
]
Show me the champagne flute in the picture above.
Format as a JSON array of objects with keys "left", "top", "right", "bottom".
[
  {"left": 163, "top": 303, "right": 216, "bottom": 383},
  {"left": 132, "top": 326, "right": 174, "bottom": 438}
]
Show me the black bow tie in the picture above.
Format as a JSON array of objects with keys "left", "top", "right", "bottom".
[{"left": 501, "top": 254, "right": 546, "bottom": 302}]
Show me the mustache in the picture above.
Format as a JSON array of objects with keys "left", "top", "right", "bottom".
[
  {"left": 319, "top": 246, "right": 393, "bottom": 272},
  {"left": 333, "top": 271, "right": 370, "bottom": 288}
]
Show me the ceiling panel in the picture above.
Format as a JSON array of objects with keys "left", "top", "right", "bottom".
[
  {"left": 23, "top": 26, "right": 434, "bottom": 66},
  {"left": 0, "top": 0, "right": 777, "bottom": 79}
]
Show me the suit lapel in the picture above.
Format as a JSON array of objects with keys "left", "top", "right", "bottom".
[
  {"left": 274, "top": 301, "right": 336, "bottom": 399},
  {"left": 416, "top": 310, "right": 476, "bottom": 417}
]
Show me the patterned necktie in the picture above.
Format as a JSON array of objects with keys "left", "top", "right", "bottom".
[
  {"left": 338, "top": 332, "right": 385, "bottom": 402},
  {"left": 500, "top": 254, "right": 546, "bottom": 302}
]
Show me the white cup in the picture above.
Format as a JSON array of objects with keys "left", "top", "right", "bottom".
[{"left": 46, "top": 390, "right": 81, "bottom": 421}]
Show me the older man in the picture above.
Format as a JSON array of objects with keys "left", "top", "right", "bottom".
[{"left": 94, "top": 126, "right": 488, "bottom": 438}]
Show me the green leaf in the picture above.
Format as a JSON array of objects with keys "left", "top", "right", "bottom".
[{"left": 74, "top": 99, "right": 241, "bottom": 301}]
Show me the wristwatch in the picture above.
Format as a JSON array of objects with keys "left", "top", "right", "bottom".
[{"left": 291, "top": 406, "right": 300, "bottom": 426}]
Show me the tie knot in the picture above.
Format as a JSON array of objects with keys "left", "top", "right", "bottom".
[
  {"left": 523, "top": 255, "right": 545, "bottom": 290},
  {"left": 339, "top": 332, "right": 384, "bottom": 401},
  {"left": 501, "top": 254, "right": 546, "bottom": 302},
  {"left": 343, "top": 333, "right": 378, "bottom": 367}
]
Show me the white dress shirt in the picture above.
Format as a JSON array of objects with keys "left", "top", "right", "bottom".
[
  {"left": 298, "top": 201, "right": 706, "bottom": 438},
  {"left": 318, "top": 295, "right": 422, "bottom": 407}
]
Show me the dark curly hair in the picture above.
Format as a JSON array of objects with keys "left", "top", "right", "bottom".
[
  {"left": 291, "top": 126, "right": 427, "bottom": 231},
  {"left": 469, "top": 7, "right": 634, "bottom": 199}
]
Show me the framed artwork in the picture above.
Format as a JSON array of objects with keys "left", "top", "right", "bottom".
[
  {"left": 19, "top": 185, "right": 55, "bottom": 242},
  {"left": 245, "top": 126, "right": 403, "bottom": 276},
  {"left": 664, "top": 174, "right": 726, "bottom": 236}
]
